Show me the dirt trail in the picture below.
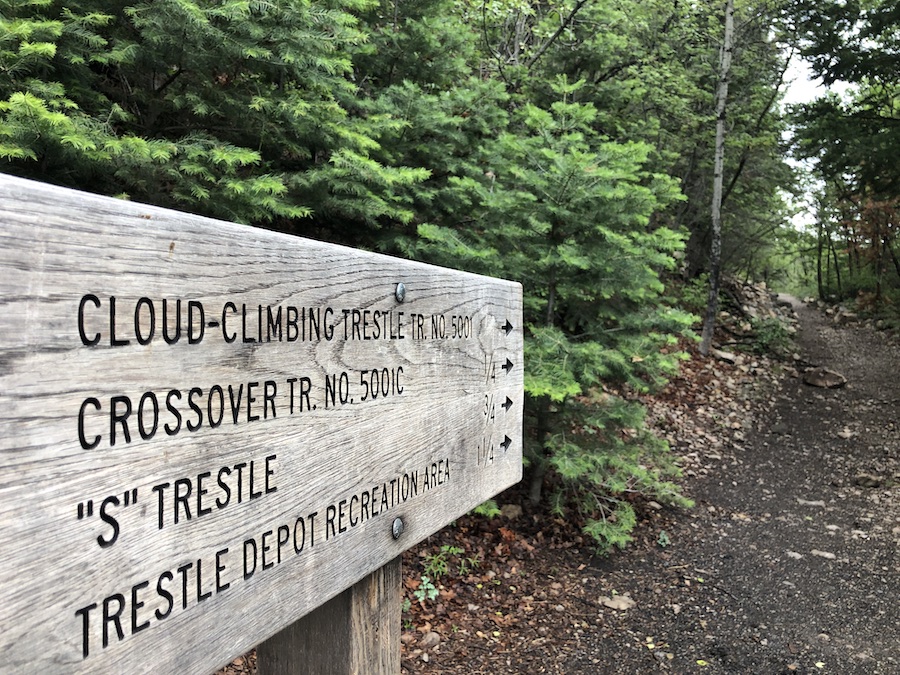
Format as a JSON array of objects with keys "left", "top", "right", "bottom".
[
  {"left": 682, "top": 299, "right": 900, "bottom": 674},
  {"left": 575, "top": 300, "right": 900, "bottom": 674}
]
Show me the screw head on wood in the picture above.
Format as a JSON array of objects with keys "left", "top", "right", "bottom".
[
  {"left": 395, "top": 282, "right": 406, "bottom": 303},
  {"left": 392, "top": 517, "right": 405, "bottom": 540}
]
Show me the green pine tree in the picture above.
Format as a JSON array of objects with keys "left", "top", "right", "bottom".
[
  {"left": 407, "top": 79, "right": 695, "bottom": 552},
  {"left": 0, "top": 0, "right": 426, "bottom": 234}
]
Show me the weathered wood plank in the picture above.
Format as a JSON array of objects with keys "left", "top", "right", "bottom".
[
  {"left": 0, "top": 175, "right": 523, "bottom": 674},
  {"left": 256, "top": 557, "right": 401, "bottom": 675}
]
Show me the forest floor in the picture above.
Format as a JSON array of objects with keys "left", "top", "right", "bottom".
[
  {"left": 395, "top": 299, "right": 900, "bottom": 675},
  {"left": 220, "top": 298, "right": 899, "bottom": 674}
]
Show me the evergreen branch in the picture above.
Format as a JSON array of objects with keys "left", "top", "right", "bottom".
[
  {"left": 154, "top": 66, "right": 184, "bottom": 94},
  {"left": 524, "top": 0, "right": 592, "bottom": 72}
]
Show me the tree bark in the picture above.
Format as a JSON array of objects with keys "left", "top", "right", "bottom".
[
  {"left": 700, "top": 0, "right": 735, "bottom": 356},
  {"left": 528, "top": 396, "right": 552, "bottom": 505},
  {"left": 829, "top": 236, "right": 842, "bottom": 297},
  {"left": 816, "top": 221, "right": 825, "bottom": 299},
  {"left": 886, "top": 235, "right": 900, "bottom": 283}
]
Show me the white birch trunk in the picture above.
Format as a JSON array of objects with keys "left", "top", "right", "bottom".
[{"left": 700, "top": 0, "right": 735, "bottom": 356}]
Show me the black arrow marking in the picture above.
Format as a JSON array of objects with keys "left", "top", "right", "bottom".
[
  {"left": 500, "top": 319, "right": 514, "bottom": 335},
  {"left": 502, "top": 396, "right": 513, "bottom": 412},
  {"left": 500, "top": 436, "right": 512, "bottom": 452},
  {"left": 501, "top": 358, "right": 514, "bottom": 374}
]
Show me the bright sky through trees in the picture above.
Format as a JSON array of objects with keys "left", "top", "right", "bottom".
[{"left": 782, "top": 56, "right": 850, "bottom": 230}]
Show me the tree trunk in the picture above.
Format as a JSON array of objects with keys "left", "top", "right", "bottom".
[
  {"left": 846, "top": 232, "right": 855, "bottom": 277},
  {"left": 829, "top": 237, "right": 842, "bottom": 297},
  {"left": 816, "top": 221, "right": 824, "bottom": 299},
  {"left": 700, "top": 0, "right": 734, "bottom": 356},
  {"left": 528, "top": 396, "right": 552, "bottom": 505},
  {"left": 874, "top": 229, "right": 885, "bottom": 303},
  {"left": 886, "top": 235, "right": 900, "bottom": 283}
]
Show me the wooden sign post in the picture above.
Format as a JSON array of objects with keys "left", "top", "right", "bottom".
[{"left": 0, "top": 175, "right": 523, "bottom": 674}]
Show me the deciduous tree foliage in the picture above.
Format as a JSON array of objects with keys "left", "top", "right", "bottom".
[
  {"left": 791, "top": 0, "right": 900, "bottom": 316},
  {"left": 504, "top": 0, "right": 795, "bottom": 280}
]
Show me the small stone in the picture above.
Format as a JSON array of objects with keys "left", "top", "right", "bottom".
[
  {"left": 802, "top": 367, "right": 846, "bottom": 388},
  {"left": 796, "top": 498, "right": 826, "bottom": 507},
  {"left": 420, "top": 631, "right": 441, "bottom": 649},
  {"left": 854, "top": 473, "right": 884, "bottom": 488},
  {"left": 600, "top": 595, "right": 636, "bottom": 611},
  {"left": 500, "top": 503, "right": 523, "bottom": 519},
  {"left": 811, "top": 550, "right": 836, "bottom": 560},
  {"left": 711, "top": 348, "right": 738, "bottom": 364}
]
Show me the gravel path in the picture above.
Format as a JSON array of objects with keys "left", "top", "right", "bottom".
[
  {"left": 593, "top": 300, "right": 900, "bottom": 674},
  {"left": 688, "top": 300, "right": 900, "bottom": 673}
]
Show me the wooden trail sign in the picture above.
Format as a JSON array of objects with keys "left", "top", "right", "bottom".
[{"left": 0, "top": 175, "right": 523, "bottom": 674}]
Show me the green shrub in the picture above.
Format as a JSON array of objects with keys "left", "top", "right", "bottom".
[
  {"left": 750, "top": 317, "right": 793, "bottom": 357},
  {"left": 410, "top": 80, "right": 695, "bottom": 551}
]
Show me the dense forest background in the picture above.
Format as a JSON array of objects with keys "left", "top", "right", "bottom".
[{"left": 2, "top": 0, "right": 897, "bottom": 550}]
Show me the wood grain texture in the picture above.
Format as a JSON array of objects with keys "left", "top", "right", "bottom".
[
  {"left": 0, "top": 175, "right": 523, "bottom": 674},
  {"left": 256, "top": 557, "right": 401, "bottom": 675}
]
